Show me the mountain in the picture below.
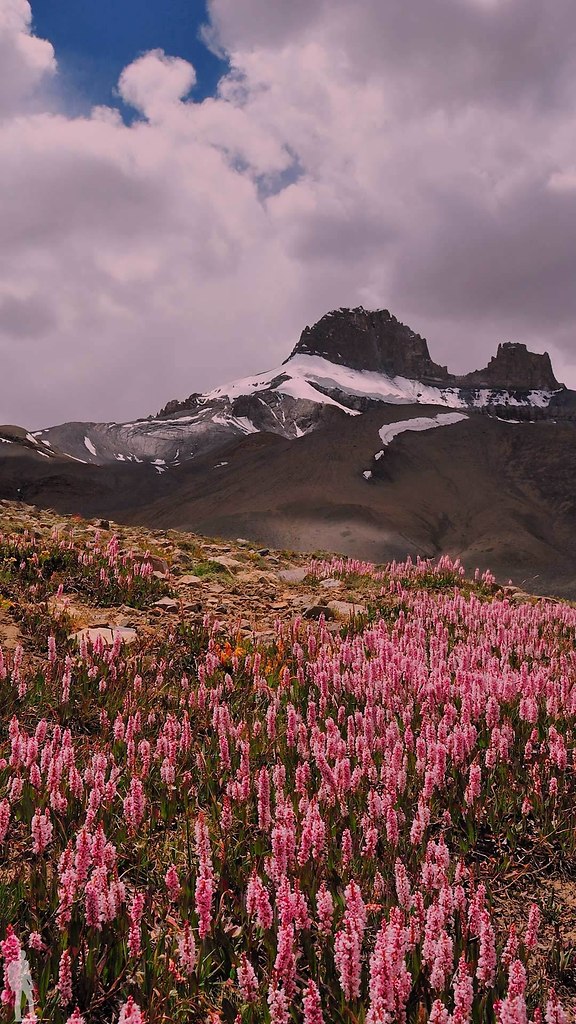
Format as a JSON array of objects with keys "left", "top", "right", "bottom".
[
  {"left": 3, "top": 306, "right": 576, "bottom": 595},
  {"left": 26, "top": 307, "right": 566, "bottom": 467}
]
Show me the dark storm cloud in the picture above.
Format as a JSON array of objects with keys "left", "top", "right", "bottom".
[
  {"left": 391, "top": 183, "right": 576, "bottom": 327},
  {"left": 0, "top": 294, "right": 56, "bottom": 338}
]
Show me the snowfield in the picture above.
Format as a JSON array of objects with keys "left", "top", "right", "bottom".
[{"left": 376, "top": 412, "right": 469, "bottom": 456}]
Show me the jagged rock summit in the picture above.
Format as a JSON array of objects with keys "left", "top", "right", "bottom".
[
  {"left": 458, "top": 342, "right": 561, "bottom": 391},
  {"left": 288, "top": 307, "right": 450, "bottom": 382},
  {"left": 289, "top": 306, "right": 563, "bottom": 392}
]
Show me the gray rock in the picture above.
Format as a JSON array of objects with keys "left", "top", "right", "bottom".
[
  {"left": 211, "top": 555, "right": 244, "bottom": 570},
  {"left": 153, "top": 597, "right": 180, "bottom": 612},
  {"left": 303, "top": 604, "right": 335, "bottom": 620},
  {"left": 278, "top": 567, "right": 309, "bottom": 584},
  {"left": 70, "top": 626, "right": 137, "bottom": 646},
  {"left": 327, "top": 600, "right": 368, "bottom": 619},
  {"left": 131, "top": 553, "right": 170, "bottom": 575}
]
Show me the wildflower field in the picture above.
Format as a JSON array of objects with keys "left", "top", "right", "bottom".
[{"left": 0, "top": 519, "right": 575, "bottom": 1022}]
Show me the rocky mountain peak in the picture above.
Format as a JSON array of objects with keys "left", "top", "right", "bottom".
[
  {"left": 287, "top": 308, "right": 563, "bottom": 392},
  {"left": 287, "top": 307, "right": 450, "bottom": 382},
  {"left": 458, "top": 342, "right": 563, "bottom": 391}
]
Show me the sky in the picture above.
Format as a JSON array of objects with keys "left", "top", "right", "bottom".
[{"left": 2, "top": 0, "right": 576, "bottom": 427}]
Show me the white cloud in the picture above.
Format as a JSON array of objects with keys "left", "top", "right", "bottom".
[
  {"left": 1, "top": 0, "right": 576, "bottom": 428},
  {"left": 0, "top": 0, "right": 55, "bottom": 117},
  {"left": 118, "top": 50, "right": 196, "bottom": 118}
]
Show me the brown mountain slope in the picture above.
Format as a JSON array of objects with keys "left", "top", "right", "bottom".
[
  {"left": 2, "top": 409, "right": 576, "bottom": 595},
  {"left": 125, "top": 409, "right": 576, "bottom": 595}
]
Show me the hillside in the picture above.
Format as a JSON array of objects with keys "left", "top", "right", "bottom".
[
  {"left": 3, "top": 407, "right": 576, "bottom": 597},
  {"left": 0, "top": 501, "right": 574, "bottom": 1022}
]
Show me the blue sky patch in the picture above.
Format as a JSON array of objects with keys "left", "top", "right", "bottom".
[{"left": 31, "top": 0, "right": 228, "bottom": 115}]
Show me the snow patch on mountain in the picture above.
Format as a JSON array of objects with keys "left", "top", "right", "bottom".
[
  {"left": 281, "top": 355, "right": 558, "bottom": 410},
  {"left": 375, "top": 413, "right": 468, "bottom": 460}
]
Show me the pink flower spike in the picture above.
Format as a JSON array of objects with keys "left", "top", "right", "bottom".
[
  {"left": 58, "top": 948, "right": 73, "bottom": 1006},
  {"left": 545, "top": 991, "right": 568, "bottom": 1024},
  {"left": 524, "top": 904, "right": 540, "bottom": 951},
  {"left": 165, "top": 864, "right": 181, "bottom": 902},
  {"left": 237, "top": 954, "right": 259, "bottom": 1003},
  {"left": 303, "top": 980, "right": 324, "bottom": 1024},
  {"left": 428, "top": 1001, "right": 450, "bottom": 1024},
  {"left": 118, "top": 995, "right": 145, "bottom": 1023},
  {"left": 177, "top": 923, "right": 196, "bottom": 975},
  {"left": 65, "top": 1009, "right": 86, "bottom": 1024}
]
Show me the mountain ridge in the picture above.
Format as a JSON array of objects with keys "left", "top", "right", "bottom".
[
  {"left": 287, "top": 306, "right": 562, "bottom": 391},
  {"left": 1, "top": 305, "right": 569, "bottom": 469}
]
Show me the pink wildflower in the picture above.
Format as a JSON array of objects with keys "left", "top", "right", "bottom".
[
  {"left": 428, "top": 1000, "right": 450, "bottom": 1023},
  {"left": 334, "top": 882, "right": 366, "bottom": 1002},
  {"left": 123, "top": 778, "right": 146, "bottom": 832},
  {"left": 508, "top": 959, "right": 527, "bottom": 999},
  {"left": 545, "top": 991, "right": 568, "bottom": 1024},
  {"left": 195, "top": 876, "right": 214, "bottom": 940},
  {"left": 341, "top": 828, "right": 353, "bottom": 869},
  {"left": 237, "top": 954, "right": 259, "bottom": 1003},
  {"left": 477, "top": 909, "right": 497, "bottom": 988},
  {"left": 316, "top": 882, "right": 334, "bottom": 936},
  {"left": 503, "top": 924, "right": 519, "bottom": 967},
  {"left": 452, "top": 956, "right": 473, "bottom": 1024},
  {"left": 127, "top": 893, "right": 145, "bottom": 958},
  {"left": 394, "top": 859, "right": 411, "bottom": 910},
  {"left": 465, "top": 763, "right": 481, "bottom": 806},
  {"left": 31, "top": 807, "right": 53, "bottom": 855},
  {"left": 303, "top": 980, "right": 324, "bottom": 1024},
  {"left": 117, "top": 996, "right": 145, "bottom": 1023},
  {"left": 57, "top": 949, "right": 73, "bottom": 1006},
  {"left": 497, "top": 996, "right": 528, "bottom": 1024},
  {"left": 177, "top": 923, "right": 196, "bottom": 975},
  {"left": 165, "top": 865, "right": 181, "bottom": 902},
  {"left": 246, "top": 872, "right": 273, "bottom": 930},
  {"left": 27, "top": 932, "right": 45, "bottom": 953},
  {"left": 268, "top": 982, "right": 290, "bottom": 1024},
  {"left": 65, "top": 1010, "right": 86, "bottom": 1024},
  {"left": 1, "top": 926, "right": 21, "bottom": 1009},
  {"left": 366, "top": 909, "right": 412, "bottom": 1022},
  {"left": 524, "top": 904, "right": 540, "bottom": 951},
  {"left": 0, "top": 800, "right": 9, "bottom": 844},
  {"left": 274, "top": 923, "right": 297, "bottom": 998}
]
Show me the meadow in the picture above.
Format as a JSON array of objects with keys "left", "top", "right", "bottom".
[{"left": 0, "top": 526, "right": 574, "bottom": 1022}]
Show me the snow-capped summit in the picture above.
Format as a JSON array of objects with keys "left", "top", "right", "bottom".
[{"left": 27, "top": 307, "right": 567, "bottom": 466}]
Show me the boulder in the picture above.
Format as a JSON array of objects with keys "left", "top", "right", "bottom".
[
  {"left": 327, "top": 600, "right": 368, "bottom": 619},
  {"left": 70, "top": 626, "right": 137, "bottom": 646}
]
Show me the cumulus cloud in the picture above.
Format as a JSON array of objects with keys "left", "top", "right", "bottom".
[
  {"left": 118, "top": 50, "right": 196, "bottom": 118},
  {"left": 1, "top": 0, "right": 576, "bottom": 427},
  {"left": 0, "top": 0, "right": 55, "bottom": 117}
]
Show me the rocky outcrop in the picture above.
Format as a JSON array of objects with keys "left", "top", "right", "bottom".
[
  {"left": 458, "top": 343, "right": 563, "bottom": 392},
  {"left": 158, "top": 394, "right": 201, "bottom": 418},
  {"left": 290, "top": 310, "right": 563, "bottom": 393},
  {"left": 287, "top": 307, "right": 450, "bottom": 382}
]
